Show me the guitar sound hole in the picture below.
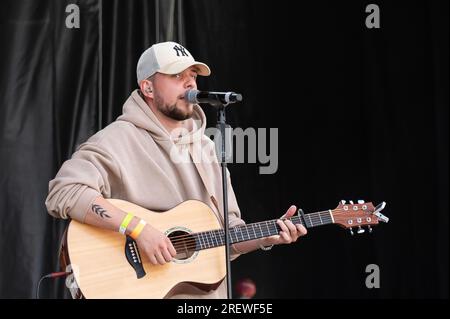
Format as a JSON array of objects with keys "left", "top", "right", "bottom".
[{"left": 168, "top": 231, "right": 196, "bottom": 261}]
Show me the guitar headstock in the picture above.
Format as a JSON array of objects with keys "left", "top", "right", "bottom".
[{"left": 331, "top": 200, "right": 389, "bottom": 235}]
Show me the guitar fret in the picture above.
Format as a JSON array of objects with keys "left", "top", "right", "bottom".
[
  {"left": 221, "top": 229, "right": 235, "bottom": 245},
  {"left": 229, "top": 229, "right": 236, "bottom": 244},
  {"left": 211, "top": 231, "right": 217, "bottom": 246},
  {"left": 200, "top": 232, "right": 207, "bottom": 248},
  {"left": 266, "top": 221, "right": 272, "bottom": 236},
  {"left": 215, "top": 231, "right": 220, "bottom": 247},
  {"left": 204, "top": 232, "right": 210, "bottom": 248},
  {"left": 205, "top": 232, "right": 212, "bottom": 248},
  {"left": 210, "top": 232, "right": 216, "bottom": 247},
  {"left": 307, "top": 214, "right": 313, "bottom": 227},
  {"left": 219, "top": 230, "right": 225, "bottom": 245},
  {"left": 200, "top": 232, "right": 206, "bottom": 248},
  {"left": 194, "top": 234, "right": 199, "bottom": 249},
  {"left": 272, "top": 220, "right": 278, "bottom": 236},
  {"left": 244, "top": 226, "right": 250, "bottom": 240},
  {"left": 264, "top": 222, "right": 269, "bottom": 237},
  {"left": 215, "top": 231, "right": 220, "bottom": 246},
  {"left": 198, "top": 232, "right": 205, "bottom": 249},
  {"left": 250, "top": 224, "right": 257, "bottom": 240},
  {"left": 242, "top": 227, "right": 247, "bottom": 240},
  {"left": 194, "top": 234, "right": 201, "bottom": 250},
  {"left": 237, "top": 227, "right": 243, "bottom": 242},
  {"left": 215, "top": 231, "right": 222, "bottom": 246},
  {"left": 258, "top": 223, "right": 264, "bottom": 238},
  {"left": 210, "top": 231, "right": 217, "bottom": 247},
  {"left": 207, "top": 232, "right": 213, "bottom": 247}
]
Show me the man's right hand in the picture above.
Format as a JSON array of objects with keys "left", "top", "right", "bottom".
[
  {"left": 83, "top": 196, "right": 177, "bottom": 265},
  {"left": 134, "top": 223, "right": 177, "bottom": 265}
]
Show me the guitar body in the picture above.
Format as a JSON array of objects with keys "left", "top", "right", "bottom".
[{"left": 61, "top": 199, "right": 226, "bottom": 299}]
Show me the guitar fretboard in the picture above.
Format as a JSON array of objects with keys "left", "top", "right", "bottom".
[{"left": 192, "top": 210, "right": 334, "bottom": 251}]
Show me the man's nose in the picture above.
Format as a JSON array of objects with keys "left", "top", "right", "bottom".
[{"left": 185, "top": 77, "right": 196, "bottom": 89}]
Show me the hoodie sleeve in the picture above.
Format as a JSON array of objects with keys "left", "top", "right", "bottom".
[{"left": 45, "top": 142, "right": 122, "bottom": 223}]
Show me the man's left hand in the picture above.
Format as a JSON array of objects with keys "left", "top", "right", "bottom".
[{"left": 263, "top": 205, "right": 308, "bottom": 246}]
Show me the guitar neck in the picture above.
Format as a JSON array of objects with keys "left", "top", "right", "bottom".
[{"left": 193, "top": 210, "right": 334, "bottom": 251}]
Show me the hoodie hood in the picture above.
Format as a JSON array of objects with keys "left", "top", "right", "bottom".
[{"left": 117, "top": 89, "right": 206, "bottom": 145}]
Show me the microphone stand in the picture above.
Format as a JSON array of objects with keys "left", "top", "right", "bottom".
[
  {"left": 193, "top": 90, "right": 242, "bottom": 299},
  {"left": 215, "top": 102, "right": 232, "bottom": 299}
]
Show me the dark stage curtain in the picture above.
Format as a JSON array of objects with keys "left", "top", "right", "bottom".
[
  {"left": 0, "top": 0, "right": 100, "bottom": 299},
  {"left": 0, "top": 0, "right": 447, "bottom": 298}
]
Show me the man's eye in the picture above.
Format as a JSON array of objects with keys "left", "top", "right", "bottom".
[{"left": 173, "top": 73, "right": 196, "bottom": 80}]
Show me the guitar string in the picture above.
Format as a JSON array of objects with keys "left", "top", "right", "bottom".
[
  {"left": 172, "top": 220, "right": 334, "bottom": 248},
  {"left": 169, "top": 206, "right": 369, "bottom": 251},
  {"left": 170, "top": 228, "right": 300, "bottom": 251},
  {"left": 168, "top": 217, "right": 307, "bottom": 246},
  {"left": 133, "top": 207, "right": 366, "bottom": 253},
  {"left": 170, "top": 216, "right": 335, "bottom": 251},
  {"left": 166, "top": 217, "right": 302, "bottom": 241},
  {"left": 164, "top": 209, "right": 342, "bottom": 242},
  {"left": 170, "top": 226, "right": 315, "bottom": 252},
  {"left": 168, "top": 213, "right": 336, "bottom": 248}
]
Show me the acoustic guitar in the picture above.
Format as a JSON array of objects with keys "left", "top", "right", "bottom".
[{"left": 60, "top": 199, "right": 388, "bottom": 298}]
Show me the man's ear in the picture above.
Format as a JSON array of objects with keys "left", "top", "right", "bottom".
[{"left": 139, "top": 79, "right": 153, "bottom": 98}]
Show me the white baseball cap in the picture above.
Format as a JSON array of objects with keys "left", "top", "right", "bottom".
[{"left": 136, "top": 41, "right": 211, "bottom": 84}]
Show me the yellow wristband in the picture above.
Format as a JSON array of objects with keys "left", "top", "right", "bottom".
[
  {"left": 119, "top": 213, "right": 134, "bottom": 235},
  {"left": 130, "top": 219, "right": 147, "bottom": 239}
]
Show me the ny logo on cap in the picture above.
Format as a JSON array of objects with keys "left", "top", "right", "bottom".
[{"left": 173, "top": 45, "right": 189, "bottom": 57}]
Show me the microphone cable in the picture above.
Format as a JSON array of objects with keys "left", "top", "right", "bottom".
[{"left": 36, "top": 271, "right": 71, "bottom": 299}]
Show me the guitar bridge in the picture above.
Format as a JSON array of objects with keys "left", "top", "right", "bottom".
[{"left": 125, "top": 236, "right": 146, "bottom": 279}]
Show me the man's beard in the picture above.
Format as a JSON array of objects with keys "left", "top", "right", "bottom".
[{"left": 154, "top": 94, "right": 193, "bottom": 121}]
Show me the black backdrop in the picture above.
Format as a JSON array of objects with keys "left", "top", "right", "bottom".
[{"left": 0, "top": 0, "right": 447, "bottom": 299}]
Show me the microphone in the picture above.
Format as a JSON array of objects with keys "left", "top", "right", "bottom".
[{"left": 185, "top": 89, "right": 243, "bottom": 105}]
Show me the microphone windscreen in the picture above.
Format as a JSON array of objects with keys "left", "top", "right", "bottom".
[{"left": 185, "top": 89, "right": 199, "bottom": 103}]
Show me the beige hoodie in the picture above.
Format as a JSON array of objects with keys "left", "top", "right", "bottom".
[{"left": 46, "top": 89, "right": 245, "bottom": 298}]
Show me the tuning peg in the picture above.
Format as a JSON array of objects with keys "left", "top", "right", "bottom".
[
  {"left": 357, "top": 226, "right": 365, "bottom": 234},
  {"left": 367, "top": 225, "right": 373, "bottom": 233},
  {"left": 373, "top": 202, "right": 389, "bottom": 223},
  {"left": 341, "top": 200, "right": 346, "bottom": 204},
  {"left": 358, "top": 199, "right": 365, "bottom": 204},
  {"left": 349, "top": 200, "right": 354, "bottom": 204},
  {"left": 349, "top": 227, "right": 354, "bottom": 236}
]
